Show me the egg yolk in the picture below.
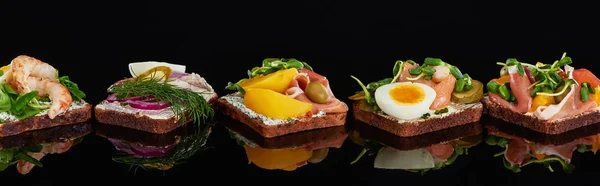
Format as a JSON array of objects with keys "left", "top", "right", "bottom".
[{"left": 389, "top": 84, "right": 425, "bottom": 105}]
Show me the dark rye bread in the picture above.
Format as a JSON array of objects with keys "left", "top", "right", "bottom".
[
  {"left": 352, "top": 119, "right": 482, "bottom": 151},
  {"left": 484, "top": 116, "right": 600, "bottom": 145},
  {"left": 0, "top": 104, "right": 93, "bottom": 137},
  {"left": 224, "top": 117, "right": 348, "bottom": 149},
  {"left": 352, "top": 100, "right": 483, "bottom": 137},
  {"left": 482, "top": 97, "right": 600, "bottom": 134},
  {"left": 94, "top": 96, "right": 218, "bottom": 134},
  {"left": 217, "top": 96, "right": 347, "bottom": 138},
  {"left": 0, "top": 122, "right": 92, "bottom": 149}
]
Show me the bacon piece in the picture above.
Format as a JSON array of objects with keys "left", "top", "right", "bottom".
[
  {"left": 425, "top": 143, "right": 454, "bottom": 161},
  {"left": 286, "top": 68, "right": 348, "bottom": 114},
  {"left": 489, "top": 66, "right": 533, "bottom": 113},
  {"left": 505, "top": 138, "right": 530, "bottom": 166}
]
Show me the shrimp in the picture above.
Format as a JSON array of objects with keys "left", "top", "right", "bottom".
[
  {"left": 16, "top": 152, "right": 45, "bottom": 175},
  {"left": 10, "top": 55, "right": 58, "bottom": 93},
  {"left": 27, "top": 77, "right": 72, "bottom": 119}
]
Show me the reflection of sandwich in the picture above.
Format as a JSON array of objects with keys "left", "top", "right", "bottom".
[
  {"left": 0, "top": 55, "right": 92, "bottom": 137},
  {"left": 224, "top": 118, "right": 348, "bottom": 171},
  {"left": 484, "top": 117, "right": 600, "bottom": 173},
  {"left": 0, "top": 122, "right": 91, "bottom": 175},
  {"left": 219, "top": 58, "right": 348, "bottom": 138},
  {"left": 349, "top": 58, "right": 483, "bottom": 137},
  {"left": 95, "top": 122, "right": 212, "bottom": 171},
  {"left": 483, "top": 53, "right": 600, "bottom": 134},
  {"left": 349, "top": 120, "right": 481, "bottom": 174},
  {"left": 95, "top": 62, "right": 217, "bottom": 134}
]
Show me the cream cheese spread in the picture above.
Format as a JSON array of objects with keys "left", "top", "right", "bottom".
[
  {"left": 221, "top": 93, "right": 326, "bottom": 126},
  {"left": 0, "top": 100, "right": 89, "bottom": 123}
]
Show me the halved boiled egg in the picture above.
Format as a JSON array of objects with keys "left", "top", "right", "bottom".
[{"left": 374, "top": 82, "right": 436, "bottom": 120}]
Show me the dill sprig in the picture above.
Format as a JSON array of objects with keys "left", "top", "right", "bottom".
[
  {"left": 111, "top": 125, "right": 213, "bottom": 172},
  {"left": 108, "top": 76, "right": 214, "bottom": 125}
]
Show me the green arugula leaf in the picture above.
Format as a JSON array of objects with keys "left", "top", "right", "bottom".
[
  {"left": 58, "top": 76, "right": 86, "bottom": 101},
  {"left": 12, "top": 90, "right": 38, "bottom": 113}
]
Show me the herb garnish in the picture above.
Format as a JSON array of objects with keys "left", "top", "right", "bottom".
[
  {"left": 485, "top": 135, "right": 576, "bottom": 173},
  {"left": 421, "top": 113, "right": 431, "bottom": 119},
  {"left": 109, "top": 76, "right": 214, "bottom": 126},
  {"left": 225, "top": 58, "right": 313, "bottom": 95},
  {"left": 491, "top": 52, "right": 574, "bottom": 99},
  {"left": 112, "top": 125, "right": 212, "bottom": 172},
  {"left": 434, "top": 108, "right": 449, "bottom": 115}
]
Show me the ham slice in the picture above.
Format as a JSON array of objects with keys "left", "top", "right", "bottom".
[
  {"left": 505, "top": 138, "right": 530, "bottom": 166},
  {"left": 533, "top": 65, "right": 598, "bottom": 120},
  {"left": 489, "top": 66, "right": 533, "bottom": 113},
  {"left": 285, "top": 68, "right": 348, "bottom": 114},
  {"left": 425, "top": 143, "right": 454, "bottom": 161}
]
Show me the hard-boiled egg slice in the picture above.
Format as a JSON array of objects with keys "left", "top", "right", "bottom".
[
  {"left": 129, "top": 61, "right": 186, "bottom": 77},
  {"left": 374, "top": 82, "right": 436, "bottom": 120}
]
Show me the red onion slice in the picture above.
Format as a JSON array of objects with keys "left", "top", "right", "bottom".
[
  {"left": 128, "top": 100, "right": 170, "bottom": 110},
  {"left": 170, "top": 71, "right": 189, "bottom": 79},
  {"left": 109, "top": 138, "right": 174, "bottom": 158}
]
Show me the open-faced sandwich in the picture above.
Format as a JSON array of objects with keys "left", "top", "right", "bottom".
[
  {"left": 218, "top": 58, "right": 348, "bottom": 138},
  {"left": 483, "top": 52, "right": 600, "bottom": 134},
  {"left": 0, "top": 122, "right": 91, "bottom": 175},
  {"left": 0, "top": 55, "right": 91, "bottom": 137},
  {"left": 350, "top": 58, "right": 484, "bottom": 137},
  {"left": 348, "top": 120, "right": 482, "bottom": 174},
  {"left": 95, "top": 62, "right": 217, "bottom": 134},
  {"left": 225, "top": 117, "right": 347, "bottom": 171},
  {"left": 95, "top": 121, "right": 213, "bottom": 171},
  {"left": 484, "top": 116, "right": 600, "bottom": 173}
]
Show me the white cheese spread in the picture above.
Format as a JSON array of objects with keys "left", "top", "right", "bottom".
[
  {"left": 376, "top": 102, "right": 483, "bottom": 123},
  {"left": 0, "top": 100, "right": 89, "bottom": 123},
  {"left": 221, "top": 93, "right": 326, "bottom": 126}
]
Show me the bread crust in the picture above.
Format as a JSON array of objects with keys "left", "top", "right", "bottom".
[
  {"left": 352, "top": 100, "right": 483, "bottom": 137},
  {"left": 482, "top": 97, "right": 600, "bottom": 134},
  {"left": 217, "top": 98, "right": 347, "bottom": 138},
  {"left": 0, "top": 104, "right": 93, "bottom": 137},
  {"left": 94, "top": 97, "right": 217, "bottom": 134}
]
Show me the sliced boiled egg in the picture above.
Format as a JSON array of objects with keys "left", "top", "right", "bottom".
[
  {"left": 374, "top": 82, "right": 436, "bottom": 120},
  {"left": 129, "top": 61, "right": 186, "bottom": 77}
]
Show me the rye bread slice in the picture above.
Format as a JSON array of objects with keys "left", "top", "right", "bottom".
[
  {"left": 224, "top": 117, "right": 348, "bottom": 149},
  {"left": 352, "top": 119, "right": 482, "bottom": 151},
  {"left": 217, "top": 94, "right": 347, "bottom": 138},
  {"left": 352, "top": 100, "right": 483, "bottom": 137},
  {"left": 0, "top": 102, "right": 93, "bottom": 137},
  {"left": 0, "top": 122, "right": 92, "bottom": 149},
  {"left": 482, "top": 96, "right": 600, "bottom": 134},
  {"left": 94, "top": 96, "right": 218, "bottom": 134}
]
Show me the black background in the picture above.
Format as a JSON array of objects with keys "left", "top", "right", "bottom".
[{"left": 1, "top": 1, "right": 600, "bottom": 185}]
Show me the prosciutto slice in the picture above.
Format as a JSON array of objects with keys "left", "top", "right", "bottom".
[
  {"left": 425, "top": 143, "right": 454, "bottom": 161},
  {"left": 529, "top": 142, "right": 579, "bottom": 163},
  {"left": 285, "top": 68, "right": 348, "bottom": 114},
  {"left": 505, "top": 138, "right": 531, "bottom": 165},
  {"left": 489, "top": 65, "right": 533, "bottom": 113},
  {"left": 533, "top": 65, "right": 598, "bottom": 120}
]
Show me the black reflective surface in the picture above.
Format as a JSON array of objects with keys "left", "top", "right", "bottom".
[{"left": 3, "top": 1, "right": 600, "bottom": 185}]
